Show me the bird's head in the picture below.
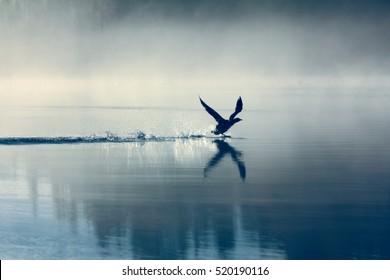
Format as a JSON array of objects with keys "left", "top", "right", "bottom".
[{"left": 211, "top": 129, "right": 220, "bottom": 135}]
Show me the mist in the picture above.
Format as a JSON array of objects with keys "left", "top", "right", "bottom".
[{"left": 1, "top": 0, "right": 390, "bottom": 108}]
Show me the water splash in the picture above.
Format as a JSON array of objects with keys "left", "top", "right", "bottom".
[{"left": 0, "top": 130, "right": 208, "bottom": 145}]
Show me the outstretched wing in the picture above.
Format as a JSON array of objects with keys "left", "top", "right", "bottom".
[
  {"left": 229, "top": 96, "right": 243, "bottom": 121},
  {"left": 199, "top": 97, "right": 225, "bottom": 123}
]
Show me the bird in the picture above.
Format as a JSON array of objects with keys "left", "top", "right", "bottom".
[{"left": 199, "top": 96, "right": 243, "bottom": 136}]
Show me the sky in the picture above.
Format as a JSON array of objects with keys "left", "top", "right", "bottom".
[{"left": 1, "top": 0, "right": 390, "bottom": 107}]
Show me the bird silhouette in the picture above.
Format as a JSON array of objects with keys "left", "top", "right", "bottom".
[{"left": 199, "top": 96, "right": 243, "bottom": 136}]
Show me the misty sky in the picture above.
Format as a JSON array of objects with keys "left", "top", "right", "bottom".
[{"left": 1, "top": 0, "right": 390, "bottom": 107}]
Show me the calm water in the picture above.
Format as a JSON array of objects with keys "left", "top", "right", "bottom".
[{"left": 1, "top": 89, "right": 390, "bottom": 259}]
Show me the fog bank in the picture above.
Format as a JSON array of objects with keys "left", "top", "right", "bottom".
[{"left": 1, "top": 0, "right": 389, "bottom": 107}]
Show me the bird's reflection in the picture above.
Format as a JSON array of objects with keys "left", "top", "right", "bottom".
[{"left": 204, "top": 139, "right": 246, "bottom": 181}]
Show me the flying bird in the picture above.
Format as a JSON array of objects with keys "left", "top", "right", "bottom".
[{"left": 199, "top": 96, "right": 243, "bottom": 136}]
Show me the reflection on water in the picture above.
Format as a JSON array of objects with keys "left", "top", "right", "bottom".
[
  {"left": 1, "top": 92, "right": 390, "bottom": 259},
  {"left": 1, "top": 135, "right": 390, "bottom": 259},
  {"left": 204, "top": 139, "right": 246, "bottom": 181},
  {"left": 0, "top": 140, "right": 284, "bottom": 259}
]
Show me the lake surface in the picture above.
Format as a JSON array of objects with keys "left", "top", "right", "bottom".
[{"left": 1, "top": 89, "right": 390, "bottom": 259}]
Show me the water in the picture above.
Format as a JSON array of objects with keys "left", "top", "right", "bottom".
[{"left": 1, "top": 89, "right": 390, "bottom": 259}]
